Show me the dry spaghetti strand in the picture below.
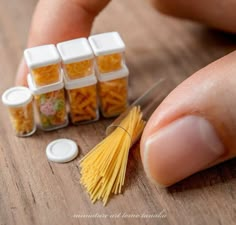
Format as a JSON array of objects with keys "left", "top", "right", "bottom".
[{"left": 79, "top": 106, "right": 146, "bottom": 205}]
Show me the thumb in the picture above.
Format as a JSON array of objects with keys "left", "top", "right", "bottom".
[
  {"left": 140, "top": 50, "right": 236, "bottom": 187},
  {"left": 15, "top": 0, "right": 110, "bottom": 86}
]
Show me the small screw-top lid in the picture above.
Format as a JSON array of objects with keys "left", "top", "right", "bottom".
[
  {"left": 64, "top": 74, "right": 97, "bottom": 90},
  {"left": 88, "top": 32, "right": 125, "bottom": 56},
  {"left": 24, "top": 44, "right": 61, "bottom": 69},
  {"left": 46, "top": 139, "right": 79, "bottom": 163},
  {"left": 27, "top": 73, "right": 64, "bottom": 95},
  {"left": 2, "top": 86, "right": 33, "bottom": 107},
  {"left": 97, "top": 64, "right": 129, "bottom": 82},
  {"left": 57, "top": 38, "right": 94, "bottom": 64}
]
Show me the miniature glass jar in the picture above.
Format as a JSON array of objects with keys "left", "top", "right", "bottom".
[
  {"left": 97, "top": 65, "right": 129, "bottom": 118},
  {"left": 65, "top": 75, "right": 99, "bottom": 124},
  {"left": 24, "top": 44, "right": 61, "bottom": 87},
  {"left": 27, "top": 74, "right": 68, "bottom": 131},
  {"left": 2, "top": 87, "right": 36, "bottom": 137},
  {"left": 89, "top": 32, "right": 125, "bottom": 74},
  {"left": 57, "top": 38, "right": 94, "bottom": 80}
]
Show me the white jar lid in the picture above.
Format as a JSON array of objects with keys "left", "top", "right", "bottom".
[
  {"left": 88, "top": 32, "right": 125, "bottom": 56},
  {"left": 27, "top": 73, "right": 64, "bottom": 95},
  {"left": 57, "top": 38, "right": 94, "bottom": 64},
  {"left": 46, "top": 139, "right": 79, "bottom": 163},
  {"left": 97, "top": 64, "right": 129, "bottom": 82},
  {"left": 64, "top": 74, "right": 97, "bottom": 90},
  {"left": 2, "top": 86, "right": 33, "bottom": 107},
  {"left": 24, "top": 44, "right": 61, "bottom": 69}
]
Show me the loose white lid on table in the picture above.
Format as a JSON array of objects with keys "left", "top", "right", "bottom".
[
  {"left": 57, "top": 38, "right": 94, "bottom": 64},
  {"left": 27, "top": 73, "right": 64, "bottom": 95},
  {"left": 24, "top": 44, "right": 61, "bottom": 69},
  {"left": 97, "top": 64, "right": 129, "bottom": 82},
  {"left": 88, "top": 32, "right": 125, "bottom": 56},
  {"left": 46, "top": 139, "right": 79, "bottom": 163},
  {"left": 64, "top": 74, "right": 97, "bottom": 90},
  {"left": 2, "top": 86, "right": 33, "bottom": 107}
]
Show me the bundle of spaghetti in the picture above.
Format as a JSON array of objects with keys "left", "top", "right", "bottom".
[{"left": 79, "top": 106, "right": 146, "bottom": 205}]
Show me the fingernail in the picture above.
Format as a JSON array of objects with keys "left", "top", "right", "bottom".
[{"left": 143, "top": 115, "right": 225, "bottom": 186}]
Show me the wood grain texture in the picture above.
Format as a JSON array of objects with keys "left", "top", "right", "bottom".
[{"left": 0, "top": 0, "right": 236, "bottom": 224}]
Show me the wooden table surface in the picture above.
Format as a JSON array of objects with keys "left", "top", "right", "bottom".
[{"left": 1, "top": 0, "right": 236, "bottom": 224}]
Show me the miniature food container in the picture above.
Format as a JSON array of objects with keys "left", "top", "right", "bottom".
[
  {"left": 64, "top": 75, "right": 99, "bottom": 124},
  {"left": 88, "top": 32, "right": 125, "bottom": 73},
  {"left": 97, "top": 65, "right": 129, "bottom": 118},
  {"left": 24, "top": 44, "right": 61, "bottom": 86},
  {"left": 27, "top": 74, "right": 68, "bottom": 131},
  {"left": 2, "top": 87, "right": 36, "bottom": 137},
  {"left": 57, "top": 38, "right": 94, "bottom": 80}
]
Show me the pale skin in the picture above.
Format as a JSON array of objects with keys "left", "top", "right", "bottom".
[{"left": 16, "top": 0, "right": 236, "bottom": 186}]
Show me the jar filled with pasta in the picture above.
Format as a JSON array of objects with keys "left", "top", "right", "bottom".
[
  {"left": 57, "top": 38, "right": 94, "bottom": 80},
  {"left": 97, "top": 64, "right": 129, "bottom": 118},
  {"left": 89, "top": 32, "right": 125, "bottom": 74},
  {"left": 27, "top": 74, "right": 68, "bottom": 131},
  {"left": 2, "top": 87, "right": 36, "bottom": 137},
  {"left": 65, "top": 75, "right": 99, "bottom": 124},
  {"left": 24, "top": 44, "right": 61, "bottom": 87}
]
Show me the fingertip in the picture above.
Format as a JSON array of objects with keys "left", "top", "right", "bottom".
[{"left": 141, "top": 115, "right": 225, "bottom": 186}]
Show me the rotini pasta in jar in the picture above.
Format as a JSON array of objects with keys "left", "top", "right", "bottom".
[
  {"left": 97, "top": 65, "right": 129, "bottom": 118},
  {"left": 24, "top": 44, "right": 61, "bottom": 86},
  {"left": 65, "top": 75, "right": 99, "bottom": 124},
  {"left": 89, "top": 32, "right": 125, "bottom": 73},
  {"left": 27, "top": 74, "right": 68, "bottom": 131},
  {"left": 2, "top": 87, "right": 36, "bottom": 137},
  {"left": 57, "top": 38, "right": 94, "bottom": 80}
]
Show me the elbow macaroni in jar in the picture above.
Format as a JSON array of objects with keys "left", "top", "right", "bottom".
[{"left": 2, "top": 87, "right": 36, "bottom": 137}]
